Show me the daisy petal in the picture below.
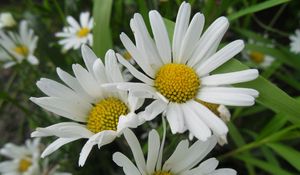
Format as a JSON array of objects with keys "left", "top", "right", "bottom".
[
  {"left": 166, "top": 103, "right": 185, "bottom": 134},
  {"left": 201, "top": 69, "right": 259, "bottom": 86},
  {"left": 196, "top": 40, "right": 244, "bottom": 76},
  {"left": 146, "top": 130, "right": 160, "bottom": 173},
  {"left": 149, "top": 10, "right": 171, "bottom": 64},
  {"left": 173, "top": 2, "right": 191, "bottom": 62},
  {"left": 182, "top": 102, "right": 211, "bottom": 141},
  {"left": 41, "top": 138, "right": 79, "bottom": 158},
  {"left": 113, "top": 152, "right": 141, "bottom": 175},
  {"left": 140, "top": 100, "right": 167, "bottom": 121},
  {"left": 124, "top": 129, "right": 147, "bottom": 175}
]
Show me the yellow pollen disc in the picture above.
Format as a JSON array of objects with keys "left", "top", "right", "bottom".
[
  {"left": 86, "top": 97, "right": 129, "bottom": 133},
  {"left": 14, "top": 45, "right": 29, "bottom": 57},
  {"left": 77, "top": 27, "right": 90, "bottom": 38},
  {"left": 196, "top": 99, "right": 220, "bottom": 116},
  {"left": 18, "top": 158, "right": 32, "bottom": 172},
  {"left": 152, "top": 171, "right": 173, "bottom": 175},
  {"left": 154, "top": 63, "right": 200, "bottom": 103},
  {"left": 249, "top": 51, "right": 265, "bottom": 64}
]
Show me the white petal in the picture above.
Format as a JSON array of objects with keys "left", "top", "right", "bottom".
[
  {"left": 188, "top": 17, "right": 229, "bottom": 67},
  {"left": 113, "top": 152, "right": 141, "bottom": 175},
  {"left": 173, "top": 2, "right": 191, "bottom": 63},
  {"left": 120, "top": 33, "right": 155, "bottom": 78},
  {"left": 80, "top": 12, "right": 90, "bottom": 27},
  {"left": 105, "top": 50, "right": 124, "bottom": 83},
  {"left": 146, "top": 130, "right": 160, "bottom": 173},
  {"left": 31, "top": 122, "right": 93, "bottom": 138},
  {"left": 117, "top": 113, "right": 140, "bottom": 133},
  {"left": 163, "top": 140, "right": 189, "bottom": 171},
  {"left": 166, "top": 103, "right": 185, "bottom": 134},
  {"left": 211, "top": 168, "right": 237, "bottom": 175},
  {"left": 171, "top": 137, "right": 217, "bottom": 174},
  {"left": 56, "top": 67, "right": 94, "bottom": 103},
  {"left": 185, "top": 157, "right": 219, "bottom": 174},
  {"left": 178, "top": 13, "right": 205, "bottom": 63},
  {"left": 139, "top": 100, "right": 167, "bottom": 121},
  {"left": 117, "top": 54, "right": 154, "bottom": 85},
  {"left": 190, "top": 101, "right": 228, "bottom": 137},
  {"left": 79, "top": 131, "right": 117, "bottom": 166},
  {"left": 124, "top": 129, "right": 147, "bottom": 175},
  {"left": 67, "top": 16, "right": 80, "bottom": 30},
  {"left": 197, "top": 87, "right": 258, "bottom": 106},
  {"left": 30, "top": 97, "right": 90, "bottom": 122},
  {"left": 81, "top": 44, "right": 98, "bottom": 73},
  {"left": 149, "top": 11, "right": 171, "bottom": 64},
  {"left": 182, "top": 102, "right": 211, "bottom": 141},
  {"left": 201, "top": 69, "right": 259, "bottom": 86},
  {"left": 41, "top": 138, "right": 79, "bottom": 158},
  {"left": 72, "top": 64, "right": 103, "bottom": 98},
  {"left": 196, "top": 40, "right": 244, "bottom": 76}
]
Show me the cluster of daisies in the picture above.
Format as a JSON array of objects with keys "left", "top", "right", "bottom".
[
  {"left": 0, "top": 138, "right": 70, "bottom": 175},
  {"left": 0, "top": 1, "right": 299, "bottom": 175}
]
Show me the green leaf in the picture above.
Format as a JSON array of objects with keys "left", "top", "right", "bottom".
[
  {"left": 93, "top": 0, "right": 113, "bottom": 58},
  {"left": 214, "top": 59, "right": 300, "bottom": 124},
  {"left": 236, "top": 155, "right": 293, "bottom": 175},
  {"left": 228, "top": 0, "right": 290, "bottom": 21},
  {"left": 228, "top": 0, "right": 289, "bottom": 21},
  {"left": 268, "top": 143, "right": 300, "bottom": 171}
]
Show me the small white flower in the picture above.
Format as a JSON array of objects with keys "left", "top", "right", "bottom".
[
  {"left": 113, "top": 129, "right": 237, "bottom": 175},
  {"left": 244, "top": 39, "right": 275, "bottom": 68},
  {"left": 0, "top": 12, "right": 16, "bottom": 29},
  {"left": 289, "top": 29, "right": 300, "bottom": 54},
  {"left": 30, "top": 45, "right": 143, "bottom": 166},
  {"left": 55, "top": 12, "right": 93, "bottom": 52},
  {"left": 113, "top": 2, "right": 259, "bottom": 143},
  {"left": 0, "top": 20, "right": 39, "bottom": 67},
  {"left": 0, "top": 138, "right": 41, "bottom": 175}
]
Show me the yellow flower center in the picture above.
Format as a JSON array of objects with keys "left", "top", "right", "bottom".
[
  {"left": 152, "top": 171, "right": 173, "bottom": 175},
  {"left": 86, "top": 97, "right": 129, "bottom": 133},
  {"left": 18, "top": 158, "right": 32, "bottom": 172},
  {"left": 154, "top": 63, "right": 200, "bottom": 103},
  {"left": 14, "top": 45, "right": 29, "bottom": 57},
  {"left": 77, "top": 27, "right": 90, "bottom": 38},
  {"left": 196, "top": 99, "right": 220, "bottom": 116},
  {"left": 249, "top": 51, "right": 265, "bottom": 64}
]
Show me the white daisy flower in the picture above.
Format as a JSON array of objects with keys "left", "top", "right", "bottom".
[
  {"left": 55, "top": 12, "right": 93, "bottom": 52},
  {"left": 113, "top": 129, "right": 237, "bottom": 175},
  {"left": 289, "top": 29, "right": 300, "bottom": 54},
  {"left": 0, "top": 12, "right": 16, "bottom": 29},
  {"left": 244, "top": 39, "right": 275, "bottom": 68},
  {"left": 114, "top": 2, "right": 259, "bottom": 143},
  {"left": 0, "top": 20, "right": 39, "bottom": 67},
  {"left": 0, "top": 138, "right": 41, "bottom": 175},
  {"left": 30, "top": 45, "right": 143, "bottom": 166}
]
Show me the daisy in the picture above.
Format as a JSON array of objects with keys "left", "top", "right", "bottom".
[
  {"left": 30, "top": 45, "right": 143, "bottom": 166},
  {"left": 244, "top": 39, "right": 275, "bottom": 68},
  {"left": 0, "top": 138, "right": 41, "bottom": 175},
  {"left": 114, "top": 2, "right": 259, "bottom": 143},
  {"left": 113, "top": 129, "right": 237, "bottom": 175},
  {"left": 55, "top": 12, "right": 93, "bottom": 52},
  {"left": 0, "top": 12, "right": 16, "bottom": 29},
  {"left": 0, "top": 20, "right": 39, "bottom": 67},
  {"left": 289, "top": 29, "right": 300, "bottom": 54}
]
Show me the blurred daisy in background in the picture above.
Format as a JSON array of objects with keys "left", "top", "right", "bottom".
[
  {"left": 30, "top": 45, "right": 143, "bottom": 166},
  {"left": 113, "top": 129, "right": 237, "bottom": 175},
  {"left": 115, "top": 2, "right": 259, "bottom": 144},
  {"left": 289, "top": 29, "right": 300, "bottom": 54},
  {"left": 0, "top": 12, "right": 16, "bottom": 29},
  {"left": 0, "top": 20, "right": 39, "bottom": 68},
  {"left": 55, "top": 12, "right": 93, "bottom": 52},
  {"left": 243, "top": 39, "right": 275, "bottom": 68},
  {"left": 0, "top": 138, "right": 40, "bottom": 175}
]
